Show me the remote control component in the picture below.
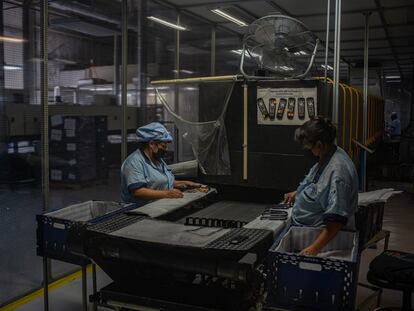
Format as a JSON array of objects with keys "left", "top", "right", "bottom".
[
  {"left": 269, "top": 98, "right": 277, "bottom": 120},
  {"left": 298, "top": 97, "right": 305, "bottom": 120},
  {"left": 257, "top": 98, "right": 269, "bottom": 120},
  {"left": 287, "top": 98, "right": 296, "bottom": 119},
  {"left": 307, "top": 97, "right": 316, "bottom": 118},
  {"left": 277, "top": 98, "right": 287, "bottom": 120}
]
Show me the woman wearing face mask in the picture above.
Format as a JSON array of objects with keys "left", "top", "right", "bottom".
[
  {"left": 283, "top": 116, "right": 358, "bottom": 256},
  {"left": 121, "top": 122, "right": 200, "bottom": 205}
]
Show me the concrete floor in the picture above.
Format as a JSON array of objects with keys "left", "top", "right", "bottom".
[{"left": 2, "top": 180, "right": 413, "bottom": 310}]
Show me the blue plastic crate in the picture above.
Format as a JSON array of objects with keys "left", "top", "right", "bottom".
[
  {"left": 36, "top": 200, "right": 134, "bottom": 265},
  {"left": 266, "top": 226, "right": 359, "bottom": 311}
]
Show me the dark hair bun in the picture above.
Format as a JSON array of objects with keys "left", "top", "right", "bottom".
[{"left": 294, "top": 115, "right": 337, "bottom": 146}]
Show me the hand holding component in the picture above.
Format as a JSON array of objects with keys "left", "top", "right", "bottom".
[
  {"left": 283, "top": 191, "right": 296, "bottom": 205},
  {"left": 164, "top": 189, "right": 184, "bottom": 198}
]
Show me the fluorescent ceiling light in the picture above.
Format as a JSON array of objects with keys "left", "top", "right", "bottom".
[
  {"left": 4, "top": 65, "right": 22, "bottom": 70},
  {"left": 53, "top": 58, "right": 77, "bottom": 65},
  {"left": 231, "top": 49, "right": 260, "bottom": 58},
  {"left": 321, "top": 64, "right": 333, "bottom": 71},
  {"left": 386, "top": 80, "right": 401, "bottom": 83},
  {"left": 211, "top": 9, "right": 247, "bottom": 27},
  {"left": 385, "top": 75, "right": 400, "bottom": 79},
  {"left": 147, "top": 16, "right": 187, "bottom": 31},
  {"left": 0, "top": 36, "right": 25, "bottom": 43},
  {"left": 172, "top": 69, "right": 194, "bottom": 74}
]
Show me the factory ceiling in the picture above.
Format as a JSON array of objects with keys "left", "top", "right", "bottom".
[
  {"left": 4, "top": 0, "right": 413, "bottom": 81},
  {"left": 152, "top": 0, "right": 414, "bottom": 80}
]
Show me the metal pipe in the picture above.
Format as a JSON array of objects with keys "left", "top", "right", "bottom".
[
  {"left": 362, "top": 12, "right": 371, "bottom": 191},
  {"left": 81, "top": 265, "right": 87, "bottom": 311},
  {"left": 173, "top": 13, "right": 180, "bottom": 163},
  {"left": 243, "top": 83, "right": 248, "bottom": 180},
  {"left": 121, "top": 0, "right": 128, "bottom": 162},
  {"left": 324, "top": 0, "right": 331, "bottom": 80},
  {"left": 42, "top": 257, "right": 49, "bottom": 311},
  {"left": 92, "top": 264, "right": 97, "bottom": 311},
  {"left": 152, "top": 75, "right": 240, "bottom": 85},
  {"left": 211, "top": 26, "right": 216, "bottom": 76},
  {"left": 113, "top": 35, "right": 120, "bottom": 103},
  {"left": 332, "top": 0, "right": 342, "bottom": 125}
]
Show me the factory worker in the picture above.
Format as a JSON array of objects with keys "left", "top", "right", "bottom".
[
  {"left": 121, "top": 122, "right": 200, "bottom": 205},
  {"left": 283, "top": 116, "right": 358, "bottom": 256},
  {"left": 389, "top": 112, "right": 401, "bottom": 139}
]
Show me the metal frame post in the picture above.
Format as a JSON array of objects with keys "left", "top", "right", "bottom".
[
  {"left": 81, "top": 266, "right": 87, "bottom": 311},
  {"left": 324, "top": 0, "right": 331, "bottom": 81},
  {"left": 92, "top": 264, "right": 97, "bottom": 311},
  {"left": 114, "top": 35, "right": 120, "bottom": 104},
  {"left": 173, "top": 13, "right": 180, "bottom": 163},
  {"left": 121, "top": 0, "right": 128, "bottom": 162},
  {"left": 40, "top": 0, "right": 50, "bottom": 309},
  {"left": 332, "top": 0, "right": 342, "bottom": 125},
  {"left": 362, "top": 12, "right": 371, "bottom": 191},
  {"left": 211, "top": 26, "right": 216, "bottom": 76}
]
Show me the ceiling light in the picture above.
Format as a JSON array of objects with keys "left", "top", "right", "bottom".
[
  {"left": 385, "top": 75, "right": 400, "bottom": 79},
  {"left": 321, "top": 64, "right": 333, "bottom": 71},
  {"left": 211, "top": 9, "right": 247, "bottom": 27},
  {"left": 147, "top": 16, "right": 187, "bottom": 31},
  {"left": 0, "top": 36, "right": 25, "bottom": 43},
  {"left": 4, "top": 65, "right": 22, "bottom": 70},
  {"left": 386, "top": 80, "right": 401, "bottom": 83},
  {"left": 172, "top": 69, "right": 194, "bottom": 74}
]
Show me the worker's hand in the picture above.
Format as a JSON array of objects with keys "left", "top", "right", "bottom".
[
  {"left": 183, "top": 181, "right": 201, "bottom": 188},
  {"left": 299, "top": 245, "right": 319, "bottom": 256},
  {"left": 174, "top": 180, "right": 201, "bottom": 190},
  {"left": 164, "top": 189, "right": 184, "bottom": 199},
  {"left": 283, "top": 191, "right": 296, "bottom": 205}
]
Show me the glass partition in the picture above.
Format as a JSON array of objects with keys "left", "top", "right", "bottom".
[{"left": 0, "top": 1, "right": 43, "bottom": 305}]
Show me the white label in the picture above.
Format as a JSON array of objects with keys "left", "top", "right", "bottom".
[
  {"left": 50, "top": 115, "right": 63, "bottom": 127},
  {"left": 299, "top": 261, "right": 322, "bottom": 271},
  {"left": 257, "top": 87, "right": 318, "bottom": 126},
  {"left": 51, "top": 169, "right": 63, "bottom": 181},
  {"left": 66, "top": 129, "right": 75, "bottom": 137},
  {"left": 64, "top": 118, "right": 76, "bottom": 130},
  {"left": 68, "top": 173, "right": 76, "bottom": 180},
  {"left": 68, "top": 159, "right": 77, "bottom": 166},
  {"left": 66, "top": 143, "right": 76, "bottom": 151},
  {"left": 51, "top": 129, "right": 62, "bottom": 141}
]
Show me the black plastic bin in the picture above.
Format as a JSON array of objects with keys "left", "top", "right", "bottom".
[
  {"left": 36, "top": 200, "right": 134, "bottom": 265},
  {"left": 266, "top": 226, "right": 359, "bottom": 311}
]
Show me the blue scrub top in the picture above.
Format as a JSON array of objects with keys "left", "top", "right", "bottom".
[
  {"left": 389, "top": 119, "right": 401, "bottom": 137},
  {"left": 120, "top": 149, "right": 175, "bottom": 205},
  {"left": 292, "top": 146, "right": 358, "bottom": 229}
]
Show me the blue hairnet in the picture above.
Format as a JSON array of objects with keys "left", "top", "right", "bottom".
[{"left": 136, "top": 122, "right": 173, "bottom": 143}]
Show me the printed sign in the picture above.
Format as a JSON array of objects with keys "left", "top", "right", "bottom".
[{"left": 257, "top": 87, "right": 318, "bottom": 125}]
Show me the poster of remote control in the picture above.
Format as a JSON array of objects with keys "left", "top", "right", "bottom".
[{"left": 256, "top": 87, "right": 318, "bottom": 125}]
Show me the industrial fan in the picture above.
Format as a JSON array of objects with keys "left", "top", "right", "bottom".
[{"left": 240, "top": 15, "right": 319, "bottom": 79}]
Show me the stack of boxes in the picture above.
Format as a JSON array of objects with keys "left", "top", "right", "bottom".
[
  {"left": 95, "top": 116, "right": 109, "bottom": 180},
  {"left": 49, "top": 116, "right": 98, "bottom": 183}
]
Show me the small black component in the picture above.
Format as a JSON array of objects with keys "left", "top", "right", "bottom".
[
  {"left": 257, "top": 98, "right": 269, "bottom": 120},
  {"left": 307, "top": 97, "right": 316, "bottom": 118},
  {"left": 277, "top": 98, "right": 287, "bottom": 120},
  {"left": 298, "top": 98, "right": 305, "bottom": 120},
  {"left": 268, "top": 98, "right": 277, "bottom": 120},
  {"left": 287, "top": 98, "right": 296, "bottom": 120}
]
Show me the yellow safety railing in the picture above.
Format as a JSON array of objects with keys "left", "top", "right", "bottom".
[{"left": 315, "top": 77, "right": 384, "bottom": 162}]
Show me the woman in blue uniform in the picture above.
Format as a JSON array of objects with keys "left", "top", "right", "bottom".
[
  {"left": 121, "top": 122, "right": 199, "bottom": 205},
  {"left": 283, "top": 116, "right": 358, "bottom": 256}
]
